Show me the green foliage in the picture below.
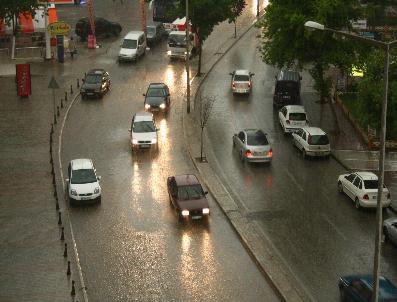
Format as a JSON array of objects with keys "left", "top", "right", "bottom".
[
  {"left": 257, "top": 0, "right": 363, "bottom": 101},
  {"left": 228, "top": 0, "right": 246, "bottom": 24},
  {"left": 0, "top": 0, "right": 41, "bottom": 34}
]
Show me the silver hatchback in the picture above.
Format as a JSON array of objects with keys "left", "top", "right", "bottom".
[
  {"left": 233, "top": 129, "right": 273, "bottom": 163},
  {"left": 230, "top": 69, "right": 254, "bottom": 94}
]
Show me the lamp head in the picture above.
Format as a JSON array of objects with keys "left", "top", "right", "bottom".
[{"left": 304, "top": 21, "right": 325, "bottom": 31}]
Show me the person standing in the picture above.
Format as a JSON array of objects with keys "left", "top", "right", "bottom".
[{"left": 69, "top": 36, "right": 76, "bottom": 59}]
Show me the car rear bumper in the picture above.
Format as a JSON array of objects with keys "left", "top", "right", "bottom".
[
  {"left": 232, "top": 88, "right": 250, "bottom": 94},
  {"left": 306, "top": 150, "right": 330, "bottom": 157},
  {"left": 245, "top": 156, "right": 272, "bottom": 163},
  {"left": 359, "top": 198, "right": 391, "bottom": 208}
]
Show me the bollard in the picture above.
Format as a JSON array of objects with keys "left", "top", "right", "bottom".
[
  {"left": 53, "top": 113, "right": 57, "bottom": 125},
  {"left": 51, "top": 164, "right": 54, "bottom": 175},
  {"left": 50, "top": 132, "right": 53, "bottom": 144},
  {"left": 52, "top": 173, "right": 55, "bottom": 185},
  {"left": 64, "top": 243, "right": 67, "bottom": 258},
  {"left": 70, "top": 85, "right": 73, "bottom": 94},
  {"left": 61, "top": 98, "right": 63, "bottom": 108},
  {"left": 50, "top": 154, "right": 53, "bottom": 165},
  {"left": 49, "top": 141, "right": 52, "bottom": 153},
  {"left": 53, "top": 187, "right": 57, "bottom": 198},
  {"left": 57, "top": 106, "right": 60, "bottom": 117},
  {"left": 56, "top": 199, "right": 59, "bottom": 210},
  {"left": 71, "top": 280, "right": 76, "bottom": 296},
  {"left": 50, "top": 123, "right": 54, "bottom": 135},
  {"left": 67, "top": 261, "right": 71, "bottom": 275},
  {"left": 65, "top": 91, "right": 68, "bottom": 101},
  {"left": 60, "top": 227, "right": 65, "bottom": 241},
  {"left": 58, "top": 211, "right": 62, "bottom": 225},
  {"left": 77, "top": 78, "right": 80, "bottom": 88}
]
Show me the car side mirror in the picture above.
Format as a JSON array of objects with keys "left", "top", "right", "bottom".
[
  {"left": 97, "top": 176, "right": 101, "bottom": 181},
  {"left": 251, "top": 73, "right": 255, "bottom": 76},
  {"left": 128, "top": 129, "right": 131, "bottom": 132},
  {"left": 82, "top": 78, "right": 85, "bottom": 83},
  {"left": 204, "top": 191, "right": 208, "bottom": 195},
  {"left": 156, "top": 128, "right": 159, "bottom": 132},
  {"left": 143, "top": 93, "right": 146, "bottom": 96},
  {"left": 229, "top": 72, "right": 233, "bottom": 76}
]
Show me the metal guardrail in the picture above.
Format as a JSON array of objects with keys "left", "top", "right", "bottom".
[
  {"left": 15, "top": 46, "right": 45, "bottom": 59},
  {"left": 0, "top": 48, "right": 10, "bottom": 57}
]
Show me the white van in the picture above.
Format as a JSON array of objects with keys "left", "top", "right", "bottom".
[{"left": 118, "top": 31, "right": 147, "bottom": 62}]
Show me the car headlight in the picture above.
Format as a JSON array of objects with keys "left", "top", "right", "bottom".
[
  {"left": 159, "top": 103, "right": 166, "bottom": 109},
  {"left": 167, "top": 50, "right": 171, "bottom": 55},
  {"left": 71, "top": 189, "right": 77, "bottom": 196},
  {"left": 145, "top": 104, "right": 151, "bottom": 109},
  {"left": 132, "top": 138, "right": 138, "bottom": 145},
  {"left": 202, "top": 208, "right": 210, "bottom": 215},
  {"left": 181, "top": 210, "right": 189, "bottom": 216},
  {"left": 94, "top": 187, "right": 100, "bottom": 194},
  {"left": 151, "top": 138, "right": 157, "bottom": 144}
]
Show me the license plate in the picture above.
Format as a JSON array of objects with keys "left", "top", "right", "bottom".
[
  {"left": 192, "top": 215, "right": 202, "bottom": 220},
  {"left": 87, "top": 93, "right": 94, "bottom": 95},
  {"left": 81, "top": 197, "right": 89, "bottom": 200},
  {"left": 140, "top": 144, "right": 150, "bottom": 148}
]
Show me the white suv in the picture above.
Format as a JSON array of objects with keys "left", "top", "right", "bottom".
[
  {"left": 129, "top": 112, "right": 158, "bottom": 151},
  {"left": 66, "top": 159, "right": 101, "bottom": 205},
  {"left": 292, "top": 127, "right": 330, "bottom": 159},
  {"left": 279, "top": 105, "right": 309, "bottom": 134}
]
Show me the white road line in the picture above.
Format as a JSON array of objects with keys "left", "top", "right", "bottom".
[
  {"left": 285, "top": 169, "right": 304, "bottom": 192},
  {"left": 321, "top": 214, "right": 347, "bottom": 241}
]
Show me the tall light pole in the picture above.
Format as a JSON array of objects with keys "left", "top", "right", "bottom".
[
  {"left": 257, "top": 0, "right": 260, "bottom": 18},
  {"left": 305, "top": 20, "right": 397, "bottom": 302},
  {"left": 185, "top": 0, "right": 190, "bottom": 113}
]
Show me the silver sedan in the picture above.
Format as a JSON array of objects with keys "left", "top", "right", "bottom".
[
  {"left": 232, "top": 129, "right": 273, "bottom": 163},
  {"left": 384, "top": 217, "right": 397, "bottom": 246}
]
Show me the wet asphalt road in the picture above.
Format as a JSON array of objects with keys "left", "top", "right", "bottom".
[
  {"left": 59, "top": 1, "right": 280, "bottom": 301},
  {"left": 199, "top": 26, "right": 397, "bottom": 301}
]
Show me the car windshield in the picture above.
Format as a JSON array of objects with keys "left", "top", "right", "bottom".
[
  {"left": 147, "top": 27, "right": 156, "bottom": 35},
  {"left": 308, "top": 134, "right": 329, "bottom": 145},
  {"left": 71, "top": 169, "right": 97, "bottom": 184},
  {"left": 234, "top": 74, "right": 250, "bottom": 82},
  {"left": 168, "top": 34, "right": 185, "bottom": 45},
  {"left": 85, "top": 74, "right": 101, "bottom": 84},
  {"left": 289, "top": 112, "right": 306, "bottom": 121},
  {"left": 178, "top": 184, "right": 204, "bottom": 200},
  {"left": 122, "top": 39, "right": 137, "bottom": 49},
  {"left": 147, "top": 88, "right": 166, "bottom": 97},
  {"left": 247, "top": 130, "right": 268, "bottom": 146},
  {"left": 133, "top": 121, "right": 156, "bottom": 133}
]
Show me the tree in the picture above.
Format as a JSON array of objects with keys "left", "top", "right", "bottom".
[
  {"left": 0, "top": 0, "right": 40, "bottom": 35},
  {"left": 257, "top": 0, "right": 363, "bottom": 102},
  {"left": 197, "top": 93, "right": 216, "bottom": 162},
  {"left": 228, "top": 0, "right": 246, "bottom": 38},
  {"left": 175, "top": 0, "right": 233, "bottom": 75}
]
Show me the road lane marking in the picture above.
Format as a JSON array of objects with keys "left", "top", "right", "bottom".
[
  {"left": 285, "top": 169, "right": 304, "bottom": 192},
  {"left": 321, "top": 214, "right": 347, "bottom": 241}
]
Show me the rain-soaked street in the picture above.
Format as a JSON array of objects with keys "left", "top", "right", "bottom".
[
  {"left": 199, "top": 25, "right": 397, "bottom": 301},
  {"left": 59, "top": 1, "right": 280, "bottom": 301}
]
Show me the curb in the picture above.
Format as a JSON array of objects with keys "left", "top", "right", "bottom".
[{"left": 181, "top": 16, "right": 312, "bottom": 302}]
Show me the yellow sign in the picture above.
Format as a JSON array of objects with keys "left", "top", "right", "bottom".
[
  {"left": 47, "top": 22, "right": 71, "bottom": 35},
  {"left": 351, "top": 67, "right": 364, "bottom": 77}
]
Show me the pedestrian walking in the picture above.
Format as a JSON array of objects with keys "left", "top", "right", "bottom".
[{"left": 69, "top": 37, "right": 77, "bottom": 59}]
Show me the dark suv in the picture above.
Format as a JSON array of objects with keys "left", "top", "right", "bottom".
[
  {"left": 273, "top": 69, "right": 301, "bottom": 108},
  {"left": 80, "top": 69, "right": 110, "bottom": 99},
  {"left": 146, "top": 23, "right": 166, "bottom": 46},
  {"left": 75, "top": 17, "right": 122, "bottom": 41},
  {"left": 143, "top": 83, "right": 170, "bottom": 112}
]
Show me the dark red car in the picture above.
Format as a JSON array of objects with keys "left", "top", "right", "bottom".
[{"left": 167, "top": 174, "right": 210, "bottom": 221}]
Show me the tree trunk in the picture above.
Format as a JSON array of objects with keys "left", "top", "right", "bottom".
[
  {"left": 200, "top": 126, "right": 204, "bottom": 161},
  {"left": 197, "top": 38, "right": 202, "bottom": 76},
  {"left": 234, "top": 21, "right": 236, "bottom": 38}
]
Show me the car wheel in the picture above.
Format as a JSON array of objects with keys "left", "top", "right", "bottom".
[
  {"left": 302, "top": 148, "right": 307, "bottom": 159},
  {"left": 355, "top": 197, "right": 361, "bottom": 209},
  {"left": 338, "top": 181, "right": 344, "bottom": 194}
]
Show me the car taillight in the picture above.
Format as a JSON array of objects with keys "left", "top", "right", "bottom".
[
  {"left": 286, "top": 120, "right": 290, "bottom": 125},
  {"left": 363, "top": 194, "right": 369, "bottom": 200},
  {"left": 248, "top": 82, "right": 251, "bottom": 88},
  {"left": 245, "top": 150, "right": 252, "bottom": 157},
  {"left": 268, "top": 149, "right": 273, "bottom": 157},
  {"left": 232, "top": 82, "right": 235, "bottom": 88}
]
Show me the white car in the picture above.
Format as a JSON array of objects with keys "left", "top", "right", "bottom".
[
  {"left": 383, "top": 217, "right": 397, "bottom": 245},
  {"left": 279, "top": 105, "right": 309, "bottom": 133},
  {"left": 292, "top": 127, "right": 330, "bottom": 159},
  {"left": 66, "top": 159, "right": 101, "bottom": 205},
  {"left": 338, "top": 171, "right": 391, "bottom": 209},
  {"left": 232, "top": 129, "right": 273, "bottom": 163},
  {"left": 229, "top": 69, "right": 254, "bottom": 94},
  {"left": 129, "top": 112, "right": 158, "bottom": 151}
]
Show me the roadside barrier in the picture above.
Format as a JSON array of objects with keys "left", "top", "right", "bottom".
[
  {"left": 60, "top": 227, "right": 65, "bottom": 241},
  {"left": 58, "top": 211, "right": 62, "bottom": 225},
  {"left": 67, "top": 261, "right": 71, "bottom": 275},
  {"left": 71, "top": 280, "right": 76, "bottom": 296},
  {"left": 63, "top": 243, "right": 67, "bottom": 258}
]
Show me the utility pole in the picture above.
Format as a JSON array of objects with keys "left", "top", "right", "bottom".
[
  {"left": 256, "top": 0, "right": 260, "bottom": 18},
  {"left": 140, "top": 0, "right": 146, "bottom": 33},
  {"left": 185, "top": 0, "right": 190, "bottom": 113},
  {"left": 44, "top": 1, "right": 51, "bottom": 59}
]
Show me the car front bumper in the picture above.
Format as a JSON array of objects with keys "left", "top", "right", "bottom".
[
  {"left": 118, "top": 55, "right": 136, "bottom": 62},
  {"left": 69, "top": 193, "right": 101, "bottom": 204},
  {"left": 306, "top": 149, "right": 330, "bottom": 157}
]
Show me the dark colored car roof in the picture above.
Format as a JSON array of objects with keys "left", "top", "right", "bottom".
[
  {"left": 341, "top": 275, "right": 397, "bottom": 300},
  {"left": 277, "top": 69, "right": 300, "bottom": 82},
  {"left": 174, "top": 174, "right": 200, "bottom": 186}
]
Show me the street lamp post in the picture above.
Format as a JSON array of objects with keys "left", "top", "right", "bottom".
[
  {"left": 305, "top": 20, "right": 397, "bottom": 302},
  {"left": 186, "top": 0, "right": 190, "bottom": 113}
]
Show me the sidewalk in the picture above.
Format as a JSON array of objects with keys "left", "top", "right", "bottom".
[{"left": 0, "top": 60, "right": 83, "bottom": 302}]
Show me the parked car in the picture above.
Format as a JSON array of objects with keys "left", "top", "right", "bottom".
[
  {"left": 75, "top": 17, "right": 122, "bottom": 41},
  {"left": 292, "top": 127, "right": 330, "bottom": 159},
  {"left": 278, "top": 105, "right": 309, "bottom": 134},
  {"left": 129, "top": 112, "right": 158, "bottom": 151},
  {"left": 118, "top": 31, "right": 146, "bottom": 62},
  {"left": 233, "top": 129, "right": 273, "bottom": 163},
  {"left": 338, "top": 171, "right": 391, "bottom": 209},
  {"left": 384, "top": 217, "right": 397, "bottom": 245},
  {"left": 146, "top": 22, "right": 166, "bottom": 46},
  {"left": 338, "top": 275, "right": 397, "bottom": 301},
  {"left": 229, "top": 69, "right": 254, "bottom": 94},
  {"left": 66, "top": 159, "right": 101, "bottom": 205},
  {"left": 143, "top": 83, "right": 170, "bottom": 112},
  {"left": 80, "top": 69, "right": 111, "bottom": 99},
  {"left": 273, "top": 69, "right": 301, "bottom": 108},
  {"left": 167, "top": 174, "right": 210, "bottom": 221}
]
